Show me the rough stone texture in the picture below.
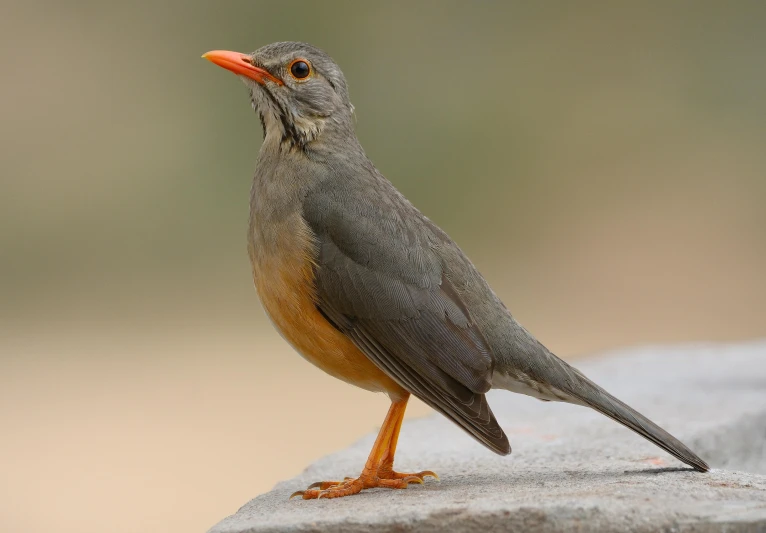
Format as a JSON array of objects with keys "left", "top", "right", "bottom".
[{"left": 210, "top": 341, "right": 766, "bottom": 533}]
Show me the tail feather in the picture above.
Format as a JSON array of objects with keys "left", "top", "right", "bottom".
[
  {"left": 495, "top": 320, "right": 708, "bottom": 471},
  {"left": 569, "top": 375, "right": 709, "bottom": 472}
]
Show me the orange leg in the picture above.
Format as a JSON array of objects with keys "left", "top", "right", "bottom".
[
  {"left": 377, "top": 396, "right": 438, "bottom": 482},
  {"left": 290, "top": 394, "right": 437, "bottom": 500}
]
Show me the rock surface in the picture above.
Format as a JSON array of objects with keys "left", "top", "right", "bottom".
[{"left": 209, "top": 341, "right": 766, "bottom": 533}]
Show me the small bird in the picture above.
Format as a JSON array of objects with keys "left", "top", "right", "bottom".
[{"left": 203, "top": 42, "right": 709, "bottom": 499}]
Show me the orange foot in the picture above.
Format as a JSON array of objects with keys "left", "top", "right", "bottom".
[
  {"left": 290, "top": 469, "right": 437, "bottom": 500},
  {"left": 377, "top": 463, "right": 439, "bottom": 483},
  {"left": 289, "top": 395, "right": 438, "bottom": 500}
]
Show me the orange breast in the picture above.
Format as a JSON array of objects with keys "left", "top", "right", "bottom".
[{"left": 249, "top": 214, "right": 404, "bottom": 396}]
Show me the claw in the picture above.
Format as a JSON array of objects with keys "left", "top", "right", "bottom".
[
  {"left": 420, "top": 470, "right": 439, "bottom": 481},
  {"left": 402, "top": 476, "right": 423, "bottom": 485},
  {"left": 289, "top": 490, "right": 304, "bottom": 500}
]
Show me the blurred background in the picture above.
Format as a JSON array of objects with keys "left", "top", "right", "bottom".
[{"left": 2, "top": 1, "right": 765, "bottom": 532}]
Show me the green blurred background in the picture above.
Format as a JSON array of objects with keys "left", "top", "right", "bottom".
[{"left": 2, "top": 1, "right": 765, "bottom": 532}]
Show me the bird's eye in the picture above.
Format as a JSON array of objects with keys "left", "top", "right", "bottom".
[{"left": 289, "top": 59, "right": 311, "bottom": 80}]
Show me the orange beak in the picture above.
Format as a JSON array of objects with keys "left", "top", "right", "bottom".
[{"left": 202, "top": 50, "right": 283, "bottom": 86}]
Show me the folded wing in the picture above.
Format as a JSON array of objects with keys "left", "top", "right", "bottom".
[{"left": 304, "top": 179, "right": 510, "bottom": 454}]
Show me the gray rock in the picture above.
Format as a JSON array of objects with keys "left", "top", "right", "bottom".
[{"left": 209, "top": 341, "right": 766, "bottom": 533}]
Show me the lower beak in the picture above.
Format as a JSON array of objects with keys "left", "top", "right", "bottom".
[{"left": 202, "top": 50, "right": 283, "bottom": 86}]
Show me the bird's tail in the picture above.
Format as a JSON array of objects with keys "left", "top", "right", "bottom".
[{"left": 565, "top": 370, "right": 709, "bottom": 472}]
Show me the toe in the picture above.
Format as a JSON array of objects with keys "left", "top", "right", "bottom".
[
  {"left": 378, "top": 468, "right": 439, "bottom": 482},
  {"left": 374, "top": 477, "right": 412, "bottom": 489},
  {"left": 307, "top": 480, "right": 344, "bottom": 490}
]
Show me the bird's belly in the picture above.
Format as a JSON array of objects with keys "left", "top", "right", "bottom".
[{"left": 250, "top": 225, "right": 403, "bottom": 396}]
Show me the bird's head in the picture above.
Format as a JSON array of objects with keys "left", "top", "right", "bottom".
[{"left": 203, "top": 42, "right": 354, "bottom": 148}]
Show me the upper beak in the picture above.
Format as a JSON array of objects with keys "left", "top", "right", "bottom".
[{"left": 202, "top": 50, "right": 283, "bottom": 86}]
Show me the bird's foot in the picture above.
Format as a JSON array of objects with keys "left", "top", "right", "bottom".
[
  {"left": 377, "top": 463, "right": 439, "bottom": 483},
  {"left": 290, "top": 468, "right": 435, "bottom": 500}
]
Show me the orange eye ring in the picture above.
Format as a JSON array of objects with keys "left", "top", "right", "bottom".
[{"left": 288, "top": 58, "right": 312, "bottom": 80}]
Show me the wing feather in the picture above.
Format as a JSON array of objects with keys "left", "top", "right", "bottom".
[{"left": 305, "top": 182, "right": 510, "bottom": 454}]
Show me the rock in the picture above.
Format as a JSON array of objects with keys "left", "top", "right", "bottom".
[{"left": 209, "top": 341, "right": 766, "bottom": 533}]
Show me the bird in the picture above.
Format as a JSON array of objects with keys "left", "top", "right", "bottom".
[{"left": 202, "top": 42, "right": 709, "bottom": 500}]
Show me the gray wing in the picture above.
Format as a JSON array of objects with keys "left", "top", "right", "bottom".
[{"left": 304, "top": 176, "right": 510, "bottom": 455}]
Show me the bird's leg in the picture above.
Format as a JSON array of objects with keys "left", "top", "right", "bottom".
[
  {"left": 291, "top": 394, "right": 435, "bottom": 499},
  {"left": 376, "top": 395, "right": 438, "bottom": 483}
]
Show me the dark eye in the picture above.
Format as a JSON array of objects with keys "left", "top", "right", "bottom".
[{"left": 289, "top": 59, "right": 311, "bottom": 80}]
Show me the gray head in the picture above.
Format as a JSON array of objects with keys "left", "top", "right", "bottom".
[{"left": 204, "top": 42, "right": 354, "bottom": 147}]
